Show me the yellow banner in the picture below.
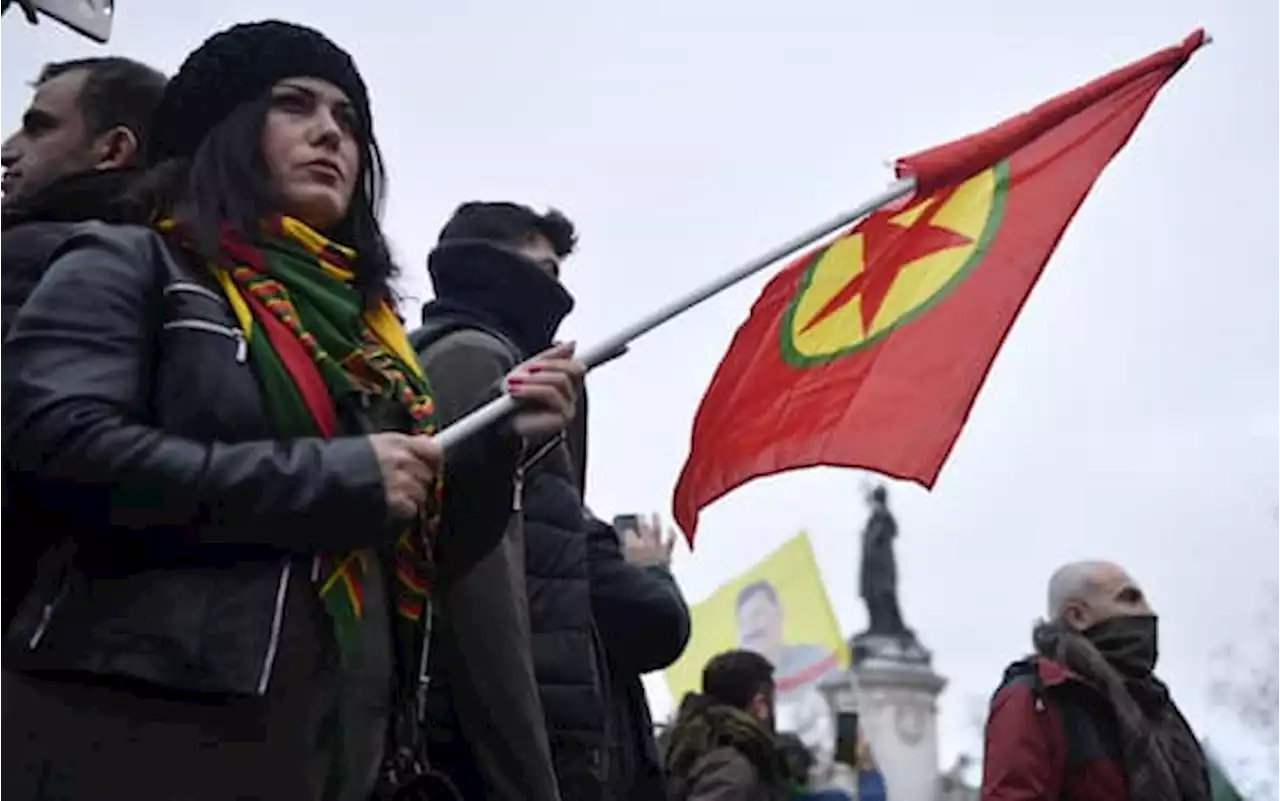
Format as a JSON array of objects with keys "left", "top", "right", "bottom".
[{"left": 664, "top": 532, "right": 848, "bottom": 703}]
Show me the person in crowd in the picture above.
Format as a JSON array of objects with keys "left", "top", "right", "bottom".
[
  {"left": 2, "top": 56, "right": 166, "bottom": 339},
  {"left": 664, "top": 649, "right": 790, "bottom": 801},
  {"left": 589, "top": 512, "right": 692, "bottom": 800},
  {"left": 2, "top": 20, "right": 582, "bottom": 801},
  {"left": 1, "top": 57, "right": 166, "bottom": 627},
  {"left": 413, "top": 201, "right": 610, "bottom": 800},
  {"left": 776, "top": 732, "right": 816, "bottom": 796},
  {"left": 981, "top": 560, "right": 1210, "bottom": 801}
]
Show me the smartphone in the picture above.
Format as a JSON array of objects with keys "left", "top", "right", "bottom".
[
  {"left": 612, "top": 514, "right": 641, "bottom": 538},
  {"left": 834, "top": 710, "right": 861, "bottom": 767},
  {"left": 26, "top": 0, "right": 113, "bottom": 43}
]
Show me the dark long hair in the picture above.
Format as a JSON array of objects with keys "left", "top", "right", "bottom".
[{"left": 128, "top": 91, "right": 397, "bottom": 306}]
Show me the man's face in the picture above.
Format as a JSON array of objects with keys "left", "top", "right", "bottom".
[
  {"left": 746, "top": 686, "right": 777, "bottom": 731},
  {"left": 516, "top": 233, "right": 563, "bottom": 280},
  {"left": 737, "top": 591, "right": 784, "bottom": 664},
  {"left": 2, "top": 69, "right": 100, "bottom": 203},
  {"left": 1065, "top": 562, "right": 1155, "bottom": 631}
]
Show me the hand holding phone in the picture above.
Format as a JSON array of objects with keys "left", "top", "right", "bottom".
[
  {"left": 615, "top": 512, "right": 676, "bottom": 568},
  {"left": 612, "top": 514, "right": 640, "bottom": 538}
]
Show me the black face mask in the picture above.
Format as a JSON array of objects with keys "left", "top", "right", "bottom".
[{"left": 1084, "top": 614, "right": 1159, "bottom": 676}]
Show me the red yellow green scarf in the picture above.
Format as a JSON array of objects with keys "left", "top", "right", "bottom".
[{"left": 160, "top": 215, "right": 441, "bottom": 666}]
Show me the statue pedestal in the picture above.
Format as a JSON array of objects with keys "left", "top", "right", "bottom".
[{"left": 849, "top": 631, "right": 946, "bottom": 801}]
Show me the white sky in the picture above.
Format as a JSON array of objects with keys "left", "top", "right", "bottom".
[{"left": 4, "top": 0, "right": 1277, "bottom": 787}]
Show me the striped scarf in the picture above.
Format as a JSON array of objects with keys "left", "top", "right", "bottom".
[{"left": 161, "top": 215, "right": 442, "bottom": 667}]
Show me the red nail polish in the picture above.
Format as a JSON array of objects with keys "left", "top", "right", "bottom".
[
  {"left": 507, "top": 377, "right": 524, "bottom": 390},
  {"left": 527, "top": 365, "right": 543, "bottom": 374}
]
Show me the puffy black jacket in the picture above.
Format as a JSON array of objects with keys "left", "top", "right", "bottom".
[
  {"left": 586, "top": 514, "right": 690, "bottom": 801},
  {"left": 524, "top": 427, "right": 610, "bottom": 799}
]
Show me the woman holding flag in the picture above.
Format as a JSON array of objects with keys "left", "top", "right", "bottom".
[{"left": 2, "top": 19, "right": 582, "bottom": 801}]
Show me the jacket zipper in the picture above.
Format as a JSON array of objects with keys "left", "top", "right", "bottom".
[
  {"left": 512, "top": 434, "right": 564, "bottom": 513},
  {"left": 521, "top": 433, "right": 565, "bottom": 471},
  {"left": 163, "top": 281, "right": 226, "bottom": 305},
  {"left": 27, "top": 582, "right": 69, "bottom": 650},
  {"left": 256, "top": 559, "right": 292, "bottom": 696},
  {"left": 164, "top": 319, "right": 248, "bottom": 363}
]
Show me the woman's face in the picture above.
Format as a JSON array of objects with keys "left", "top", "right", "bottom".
[{"left": 262, "top": 77, "right": 359, "bottom": 231}]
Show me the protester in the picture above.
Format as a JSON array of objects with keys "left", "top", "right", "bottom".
[
  {"left": 1, "top": 56, "right": 166, "bottom": 339},
  {"left": 665, "top": 649, "right": 790, "bottom": 801},
  {"left": 2, "top": 21, "right": 582, "bottom": 801},
  {"left": 0, "top": 56, "right": 167, "bottom": 631},
  {"left": 776, "top": 732, "right": 816, "bottom": 796},
  {"left": 413, "top": 200, "right": 610, "bottom": 800},
  {"left": 980, "top": 560, "right": 1210, "bottom": 801},
  {"left": 589, "top": 511, "right": 692, "bottom": 800}
]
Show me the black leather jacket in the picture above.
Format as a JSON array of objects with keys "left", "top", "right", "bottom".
[{"left": 2, "top": 224, "right": 398, "bottom": 697}]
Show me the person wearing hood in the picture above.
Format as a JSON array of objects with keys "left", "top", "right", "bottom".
[
  {"left": 665, "top": 649, "right": 790, "bottom": 801},
  {"left": 1, "top": 57, "right": 166, "bottom": 630},
  {"left": 2, "top": 20, "right": 582, "bottom": 801},
  {"left": 980, "top": 560, "right": 1210, "bottom": 801},
  {"left": 411, "top": 201, "right": 609, "bottom": 800}
]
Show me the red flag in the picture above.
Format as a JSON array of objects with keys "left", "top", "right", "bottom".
[{"left": 673, "top": 30, "right": 1206, "bottom": 542}]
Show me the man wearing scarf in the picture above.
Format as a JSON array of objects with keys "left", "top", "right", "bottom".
[
  {"left": 664, "top": 649, "right": 790, "bottom": 801},
  {"left": 412, "top": 202, "right": 606, "bottom": 800},
  {"left": 981, "top": 560, "right": 1210, "bottom": 801}
]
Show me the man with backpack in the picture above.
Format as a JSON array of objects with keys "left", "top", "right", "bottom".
[{"left": 981, "top": 560, "right": 1210, "bottom": 801}]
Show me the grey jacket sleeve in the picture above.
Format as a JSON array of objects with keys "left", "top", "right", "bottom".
[
  {"left": 419, "top": 328, "right": 524, "bottom": 584},
  {"left": 417, "top": 329, "right": 561, "bottom": 801}
]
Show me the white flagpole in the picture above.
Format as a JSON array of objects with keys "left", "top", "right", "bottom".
[{"left": 434, "top": 176, "right": 918, "bottom": 452}]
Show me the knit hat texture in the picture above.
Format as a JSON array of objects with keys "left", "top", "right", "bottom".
[{"left": 148, "top": 20, "right": 370, "bottom": 163}]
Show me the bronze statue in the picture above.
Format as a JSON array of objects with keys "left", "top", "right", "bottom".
[{"left": 858, "top": 484, "right": 909, "bottom": 636}]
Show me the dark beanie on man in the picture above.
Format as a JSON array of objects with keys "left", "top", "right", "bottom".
[{"left": 147, "top": 20, "right": 370, "bottom": 163}]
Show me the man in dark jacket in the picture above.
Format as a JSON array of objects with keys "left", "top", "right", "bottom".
[
  {"left": 588, "top": 512, "right": 691, "bottom": 800},
  {"left": 2, "top": 56, "right": 167, "bottom": 339},
  {"left": 2, "top": 56, "right": 166, "bottom": 630},
  {"left": 665, "top": 649, "right": 789, "bottom": 801},
  {"left": 413, "top": 201, "right": 610, "bottom": 800},
  {"left": 981, "top": 560, "right": 1210, "bottom": 801}
]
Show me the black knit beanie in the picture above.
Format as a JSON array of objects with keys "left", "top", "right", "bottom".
[{"left": 148, "top": 20, "right": 371, "bottom": 164}]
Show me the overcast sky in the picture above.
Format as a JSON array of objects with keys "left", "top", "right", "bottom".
[{"left": 4, "top": 0, "right": 1276, "bottom": 786}]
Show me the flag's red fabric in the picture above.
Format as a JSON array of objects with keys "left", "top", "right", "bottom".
[{"left": 672, "top": 30, "right": 1206, "bottom": 542}]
